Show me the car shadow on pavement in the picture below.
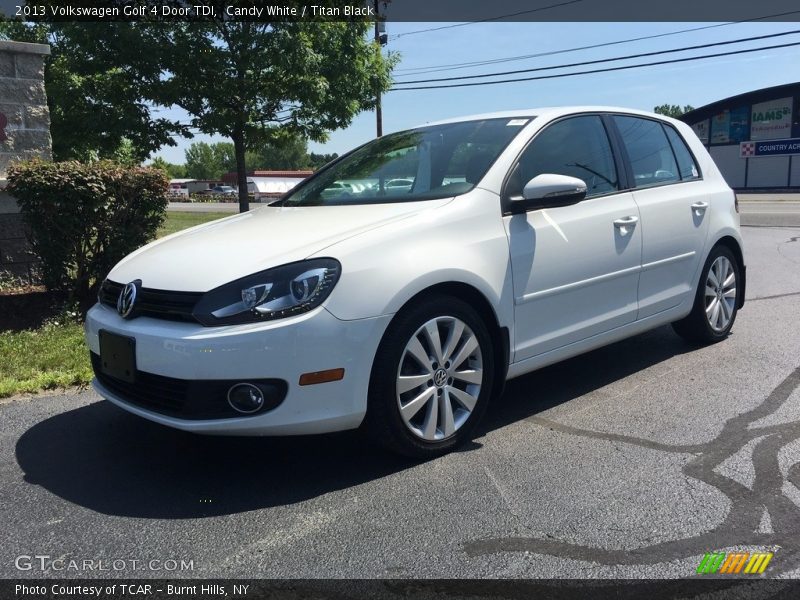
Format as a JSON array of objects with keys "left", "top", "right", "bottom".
[
  {"left": 480, "top": 324, "right": 696, "bottom": 434},
  {"left": 15, "top": 325, "right": 697, "bottom": 519}
]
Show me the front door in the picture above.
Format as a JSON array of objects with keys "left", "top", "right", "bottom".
[{"left": 504, "top": 115, "right": 642, "bottom": 362}]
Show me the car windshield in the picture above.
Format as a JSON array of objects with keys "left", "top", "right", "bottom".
[{"left": 278, "top": 117, "right": 532, "bottom": 206}]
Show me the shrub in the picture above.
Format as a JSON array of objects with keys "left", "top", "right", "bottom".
[{"left": 6, "top": 159, "right": 168, "bottom": 308}]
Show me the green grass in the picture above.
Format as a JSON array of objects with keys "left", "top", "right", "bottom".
[
  {"left": 0, "top": 210, "right": 233, "bottom": 398},
  {"left": 158, "top": 211, "right": 232, "bottom": 238},
  {"left": 0, "top": 321, "right": 93, "bottom": 398}
]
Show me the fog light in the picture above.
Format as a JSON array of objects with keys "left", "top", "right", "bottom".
[{"left": 227, "top": 383, "right": 265, "bottom": 414}]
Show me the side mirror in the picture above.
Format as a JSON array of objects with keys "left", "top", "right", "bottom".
[{"left": 510, "top": 174, "right": 587, "bottom": 212}]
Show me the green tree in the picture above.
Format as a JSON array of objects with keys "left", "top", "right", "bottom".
[
  {"left": 112, "top": 138, "right": 141, "bottom": 167},
  {"left": 2, "top": 15, "right": 397, "bottom": 209},
  {"left": 308, "top": 152, "right": 339, "bottom": 170},
  {"left": 214, "top": 142, "right": 237, "bottom": 175},
  {"left": 184, "top": 141, "right": 220, "bottom": 179},
  {"left": 153, "top": 17, "right": 397, "bottom": 211},
  {"left": 149, "top": 156, "right": 187, "bottom": 179},
  {"left": 184, "top": 141, "right": 238, "bottom": 179},
  {"left": 0, "top": 20, "right": 187, "bottom": 161},
  {"left": 654, "top": 104, "right": 695, "bottom": 118},
  {"left": 248, "top": 133, "right": 310, "bottom": 170}
]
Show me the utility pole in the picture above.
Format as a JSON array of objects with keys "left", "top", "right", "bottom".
[{"left": 374, "top": 0, "right": 388, "bottom": 138}]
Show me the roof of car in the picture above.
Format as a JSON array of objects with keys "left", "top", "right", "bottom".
[{"left": 420, "top": 106, "right": 673, "bottom": 128}]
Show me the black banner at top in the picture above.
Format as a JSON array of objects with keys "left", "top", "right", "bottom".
[{"left": 1, "top": 0, "right": 800, "bottom": 23}]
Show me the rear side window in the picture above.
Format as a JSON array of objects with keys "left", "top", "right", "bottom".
[
  {"left": 614, "top": 116, "right": 680, "bottom": 187},
  {"left": 510, "top": 115, "right": 619, "bottom": 198},
  {"left": 663, "top": 126, "right": 701, "bottom": 181}
]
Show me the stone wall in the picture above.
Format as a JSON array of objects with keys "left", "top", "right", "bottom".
[{"left": 0, "top": 40, "right": 52, "bottom": 282}]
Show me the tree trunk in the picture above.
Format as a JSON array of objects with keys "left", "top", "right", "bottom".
[{"left": 233, "top": 129, "right": 249, "bottom": 213}]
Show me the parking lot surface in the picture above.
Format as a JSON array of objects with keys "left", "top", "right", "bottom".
[{"left": 1, "top": 217, "right": 799, "bottom": 579}]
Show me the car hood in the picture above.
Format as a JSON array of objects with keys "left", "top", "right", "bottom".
[{"left": 108, "top": 201, "right": 448, "bottom": 291}]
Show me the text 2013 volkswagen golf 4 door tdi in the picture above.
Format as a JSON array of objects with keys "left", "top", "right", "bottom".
[{"left": 86, "top": 107, "right": 745, "bottom": 457}]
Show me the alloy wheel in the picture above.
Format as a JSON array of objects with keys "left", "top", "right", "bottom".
[
  {"left": 704, "top": 255, "right": 737, "bottom": 332},
  {"left": 395, "top": 316, "right": 483, "bottom": 441}
]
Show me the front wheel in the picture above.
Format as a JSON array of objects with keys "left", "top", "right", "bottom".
[
  {"left": 365, "top": 295, "right": 495, "bottom": 458},
  {"left": 672, "top": 245, "right": 741, "bottom": 344}
]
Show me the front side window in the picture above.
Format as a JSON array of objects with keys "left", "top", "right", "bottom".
[
  {"left": 508, "top": 115, "right": 619, "bottom": 199},
  {"left": 614, "top": 116, "right": 680, "bottom": 187},
  {"left": 279, "top": 118, "right": 529, "bottom": 206}
]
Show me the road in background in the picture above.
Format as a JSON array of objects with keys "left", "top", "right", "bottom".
[
  {"left": 1, "top": 207, "right": 798, "bottom": 579},
  {"left": 168, "top": 202, "right": 240, "bottom": 213},
  {"left": 739, "top": 201, "right": 800, "bottom": 228}
]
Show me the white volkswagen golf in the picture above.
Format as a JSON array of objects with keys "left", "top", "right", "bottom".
[{"left": 86, "top": 107, "right": 745, "bottom": 457}]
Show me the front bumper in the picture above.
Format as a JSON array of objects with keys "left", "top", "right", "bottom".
[{"left": 85, "top": 303, "right": 392, "bottom": 435}]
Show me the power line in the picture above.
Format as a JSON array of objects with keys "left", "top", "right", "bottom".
[
  {"left": 390, "top": 40, "right": 800, "bottom": 91},
  {"left": 392, "top": 9, "right": 800, "bottom": 75},
  {"left": 392, "top": 28, "right": 800, "bottom": 85},
  {"left": 391, "top": 0, "right": 586, "bottom": 40}
]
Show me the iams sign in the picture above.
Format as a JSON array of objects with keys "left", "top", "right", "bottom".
[{"left": 752, "top": 107, "right": 790, "bottom": 122}]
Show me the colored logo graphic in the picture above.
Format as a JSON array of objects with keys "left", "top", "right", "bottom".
[{"left": 696, "top": 551, "right": 773, "bottom": 574}]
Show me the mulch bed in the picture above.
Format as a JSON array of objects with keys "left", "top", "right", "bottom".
[{"left": 0, "top": 287, "right": 69, "bottom": 332}]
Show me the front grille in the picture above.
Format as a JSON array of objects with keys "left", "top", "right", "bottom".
[
  {"left": 91, "top": 353, "right": 287, "bottom": 420},
  {"left": 99, "top": 280, "right": 202, "bottom": 323}
]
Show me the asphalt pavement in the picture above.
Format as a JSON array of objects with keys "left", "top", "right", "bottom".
[{"left": 1, "top": 206, "right": 799, "bottom": 580}]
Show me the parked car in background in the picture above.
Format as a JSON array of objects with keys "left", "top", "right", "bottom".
[
  {"left": 320, "top": 181, "right": 354, "bottom": 199},
  {"left": 385, "top": 178, "right": 414, "bottom": 194},
  {"left": 87, "top": 107, "right": 745, "bottom": 457},
  {"left": 210, "top": 185, "right": 237, "bottom": 197}
]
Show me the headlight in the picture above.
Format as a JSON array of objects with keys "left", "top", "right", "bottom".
[{"left": 192, "top": 259, "right": 341, "bottom": 326}]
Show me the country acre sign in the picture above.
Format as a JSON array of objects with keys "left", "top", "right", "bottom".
[{"left": 740, "top": 138, "right": 800, "bottom": 158}]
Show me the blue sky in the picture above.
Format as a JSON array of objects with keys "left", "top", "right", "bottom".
[{"left": 151, "top": 21, "right": 800, "bottom": 164}]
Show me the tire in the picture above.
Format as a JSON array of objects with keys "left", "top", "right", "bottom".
[
  {"left": 672, "top": 245, "right": 741, "bottom": 344},
  {"left": 365, "top": 294, "right": 496, "bottom": 458}
]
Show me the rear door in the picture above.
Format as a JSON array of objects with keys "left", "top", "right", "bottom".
[
  {"left": 611, "top": 116, "right": 710, "bottom": 319},
  {"left": 504, "top": 115, "right": 642, "bottom": 362}
]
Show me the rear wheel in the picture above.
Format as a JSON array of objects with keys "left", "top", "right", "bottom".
[
  {"left": 672, "top": 245, "right": 741, "bottom": 344},
  {"left": 365, "top": 295, "right": 495, "bottom": 458}
]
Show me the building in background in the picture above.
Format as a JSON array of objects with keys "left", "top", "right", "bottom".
[
  {"left": 222, "top": 170, "right": 313, "bottom": 202},
  {"left": 167, "top": 178, "right": 227, "bottom": 197},
  {"left": 680, "top": 82, "right": 800, "bottom": 191},
  {"left": 167, "top": 178, "right": 193, "bottom": 198}
]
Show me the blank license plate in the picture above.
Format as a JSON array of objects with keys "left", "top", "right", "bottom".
[{"left": 99, "top": 330, "right": 137, "bottom": 383}]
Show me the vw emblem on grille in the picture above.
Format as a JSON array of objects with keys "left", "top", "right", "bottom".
[{"left": 117, "top": 280, "right": 140, "bottom": 319}]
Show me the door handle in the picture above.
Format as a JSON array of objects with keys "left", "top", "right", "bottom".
[
  {"left": 613, "top": 216, "right": 638, "bottom": 227},
  {"left": 691, "top": 201, "right": 709, "bottom": 213},
  {"left": 613, "top": 215, "right": 638, "bottom": 236}
]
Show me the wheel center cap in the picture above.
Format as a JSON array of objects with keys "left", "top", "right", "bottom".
[{"left": 433, "top": 368, "right": 448, "bottom": 388}]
